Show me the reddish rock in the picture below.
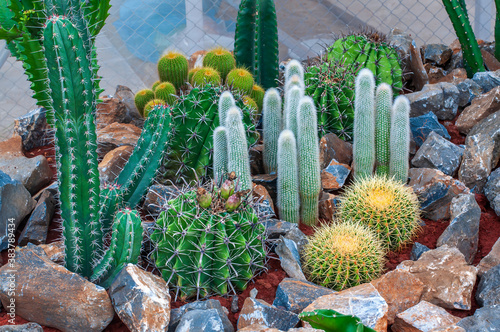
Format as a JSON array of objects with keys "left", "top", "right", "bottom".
[
  {"left": 318, "top": 191, "right": 337, "bottom": 221},
  {"left": 253, "top": 184, "right": 275, "bottom": 214},
  {"left": 477, "top": 237, "right": 500, "bottom": 276},
  {"left": 39, "top": 241, "right": 65, "bottom": 265},
  {"left": 481, "top": 49, "right": 500, "bottom": 71},
  {"left": 410, "top": 42, "right": 429, "bottom": 91},
  {"left": 237, "top": 298, "right": 299, "bottom": 331},
  {"left": 430, "top": 326, "right": 465, "bottom": 332},
  {"left": 425, "top": 64, "right": 446, "bottom": 84},
  {"left": 0, "top": 135, "right": 24, "bottom": 157},
  {"left": 456, "top": 86, "right": 500, "bottom": 134},
  {"left": 318, "top": 133, "right": 352, "bottom": 169},
  {"left": 188, "top": 50, "right": 207, "bottom": 69},
  {"left": 98, "top": 145, "right": 134, "bottom": 184},
  {"left": 96, "top": 122, "right": 141, "bottom": 159},
  {"left": 96, "top": 97, "right": 130, "bottom": 130},
  {"left": 238, "top": 324, "right": 282, "bottom": 332},
  {"left": 392, "top": 301, "right": 461, "bottom": 332},
  {"left": 438, "top": 68, "right": 467, "bottom": 84},
  {"left": 320, "top": 159, "right": 351, "bottom": 190}
]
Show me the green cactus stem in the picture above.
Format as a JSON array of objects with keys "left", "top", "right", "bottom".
[
  {"left": 389, "top": 96, "right": 411, "bottom": 183},
  {"left": 374, "top": 83, "right": 392, "bottom": 176},
  {"left": 262, "top": 88, "right": 282, "bottom": 174},
  {"left": 157, "top": 51, "right": 189, "bottom": 91},
  {"left": 226, "top": 107, "right": 252, "bottom": 191},
  {"left": 213, "top": 126, "right": 228, "bottom": 185},
  {"left": 277, "top": 130, "right": 300, "bottom": 223},
  {"left": 219, "top": 90, "right": 236, "bottom": 126}
]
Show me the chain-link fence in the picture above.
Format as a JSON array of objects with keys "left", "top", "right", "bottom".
[{"left": 0, "top": 0, "right": 496, "bottom": 140}]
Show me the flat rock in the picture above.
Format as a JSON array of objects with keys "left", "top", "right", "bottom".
[
  {"left": 253, "top": 184, "right": 276, "bottom": 216},
  {"left": 458, "top": 111, "right": 500, "bottom": 193},
  {"left": 109, "top": 264, "right": 171, "bottom": 332},
  {"left": 472, "top": 69, "right": 500, "bottom": 93},
  {"left": 371, "top": 269, "right": 425, "bottom": 325},
  {"left": 424, "top": 44, "right": 452, "bottom": 66},
  {"left": 0, "top": 245, "right": 114, "bottom": 332},
  {"left": 302, "top": 283, "right": 388, "bottom": 332},
  {"left": 142, "top": 184, "right": 179, "bottom": 216},
  {"left": 13, "top": 108, "right": 52, "bottom": 151},
  {"left": 410, "top": 242, "right": 431, "bottom": 261},
  {"left": 114, "top": 85, "right": 146, "bottom": 129},
  {"left": 407, "top": 83, "right": 459, "bottom": 120},
  {"left": 265, "top": 219, "right": 297, "bottom": 240},
  {"left": 392, "top": 301, "right": 461, "bottom": 332},
  {"left": 455, "top": 79, "right": 483, "bottom": 107},
  {"left": 273, "top": 278, "right": 335, "bottom": 314},
  {"left": 237, "top": 324, "right": 282, "bottom": 332},
  {"left": 484, "top": 168, "right": 500, "bottom": 216},
  {"left": 321, "top": 159, "right": 351, "bottom": 190},
  {"left": 410, "top": 112, "right": 451, "bottom": 147},
  {"left": 169, "top": 299, "right": 233, "bottom": 332},
  {"left": 411, "top": 131, "right": 464, "bottom": 176},
  {"left": 98, "top": 145, "right": 134, "bottom": 184},
  {"left": 396, "top": 245, "right": 477, "bottom": 310},
  {"left": 318, "top": 191, "right": 339, "bottom": 221},
  {"left": 0, "top": 171, "right": 36, "bottom": 250},
  {"left": 437, "top": 194, "right": 481, "bottom": 263},
  {"left": 457, "top": 305, "right": 500, "bottom": 331},
  {"left": 18, "top": 190, "right": 56, "bottom": 246},
  {"left": 96, "top": 122, "right": 141, "bottom": 159},
  {"left": 477, "top": 237, "right": 500, "bottom": 276},
  {"left": 275, "top": 236, "right": 306, "bottom": 280},
  {"left": 408, "top": 168, "right": 470, "bottom": 220},
  {"left": 456, "top": 86, "right": 500, "bottom": 135},
  {"left": 238, "top": 298, "right": 299, "bottom": 331},
  {"left": 0, "top": 323, "right": 44, "bottom": 331},
  {"left": 439, "top": 68, "right": 467, "bottom": 84},
  {"left": 426, "top": 64, "right": 446, "bottom": 84},
  {"left": 283, "top": 226, "right": 309, "bottom": 254},
  {"left": 318, "top": 133, "right": 353, "bottom": 168},
  {"left": 475, "top": 264, "right": 500, "bottom": 307}
]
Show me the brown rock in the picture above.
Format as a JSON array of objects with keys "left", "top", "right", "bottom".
[
  {"left": 253, "top": 184, "right": 275, "bottom": 214},
  {"left": 371, "top": 269, "right": 425, "bottom": 325},
  {"left": 481, "top": 49, "right": 500, "bottom": 71},
  {"left": 450, "top": 39, "right": 462, "bottom": 54},
  {"left": 249, "top": 144, "right": 265, "bottom": 175},
  {"left": 114, "top": 85, "right": 145, "bottom": 128},
  {"left": 97, "top": 97, "right": 130, "bottom": 130},
  {"left": 392, "top": 301, "right": 461, "bottom": 332},
  {"left": 237, "top": 298, "right": 299, "bottom": 331},
  {"left": 430, "top": 326, "right": 465, "bottom": 332},
  {"left": 302, "top": 283, "right": 388, "bottom": 332},
  {"left": 410, "top": 42, "right": 429, "bottom": 90},
  {"left": 0, "top": 135, "right": 24, "bottom": 157},
  {"left": 96, "top": 122, "right": 141, "bottom": 159},
  {"left": 320, "top": 159, "right": 351, "bottom": 190},
  {"left": 98, "top": 145, "right": 134, "bottom": 184},
  {"left": 188, "top": 50, "right": 207, "bottom": 69},
  {"left": 318, "top": 191, "right": 337, "bottom": 221},
  {"left": 39, "top": 241, "right": 65, "bottom": 265},
  {"left": 318, "top": 133, "right": 352, "bottom": 169},
  {"left": 425, "top": 64, "right": 446, "bottom": 84},
  {"left": 438, "top": 68, "right": 467, "bottom": 84},
  {"left": 396, "top": 245, "right": 477, "bottom": 310},
  {"left": 456, "top": 86, "right": 500, "bottom": 134},
  {"left": 252, "top": 174, "right": 278, "bottom": 204},
  {"left": 477, "top": 237, "right": 500, "bottom": 276},
  {"left": 238, "top": 324, "right": 282, "bottom": 332}
]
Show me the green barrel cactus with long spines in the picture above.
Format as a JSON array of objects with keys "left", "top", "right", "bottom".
[
  {"left": 213, "top": 126, "right": 228, "bottom": 185},
  {"left": 226, "top": 68, "right": 254, "bottom": 95},
  {"left": 389, "top": 96, "right": 411, "bottom": 183},
  {"left": 297, "top": 97, "right": 321, "bottom": 226},
  {"left": 327, "top": 34, "right": 402, "bottom": 94},
  {"left": 337, "top": 175, "right": 421, "bottom": 252},
  {"left": 262, "top": 88, "right": 282, "bottom": 174},
  {"left": 134, "top": 89, "right": 155, "bottom": 116},
  {"left": 226, "top": 107, "right": 253, "bottom": 191},
  {"left": 353, "top": 69, "right": 376, "bottom": 178},
  {"left": 374, "top": 83, "right": 392, "bottom": 176},
  {"left": 203, "top": 47, "right": 236, "bottom": 81},
  {"left": 192, "top": 67, "right": 222, "bottom": 87},
  {"left": 151, "top": 181, "right": 266, "bottom": 300},
  {"left": 152, "top": 80, "right": 161, "bottom": 91},
  {"left": 303, "top": 221, "right": 385, "bottom": 290},
  {"left": 188, "top": 67, "right": 201, "bottom": 85},
  {"left": 277, "top": 130, "right": 300, "bottom": 223},
  {"left": 157, "top": 51, "right": 189, "bottom": 91},
  {"left": 284, "top": 86, "right": 304, "bottom": 139},
  {"left": 154, "top": 82, "right": 177, "bottom": 106}
]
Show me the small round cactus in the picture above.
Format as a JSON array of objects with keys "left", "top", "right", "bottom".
[
  {"left": 242, "top": 96, "right": 259, "bottom": 114},
  {"left": 250, "top": 84, "right": 265, "bottom": 111},
  {"left": 144, "top": 99, "right": 166, "bottom": 117},
  {"left": 154, "top": 82, "right": 177, "bottom": 106},
  {"left": 203, "top": 46, "right": 236, "bottom": 81},
  {"left": 134, "top": 89, "right": 155, "bottom": 116},
  {"left": 152, "top": 80, "right": 161, "bottom": 91},
  {"left": 336, "top": 175, "right": 421, "bottom": 251},
  {"left": 157, "top": 51, "right": 189, "bottom": 91},
  {"left": 188, "top": 67, "right": 201, "bottom": 85},
  {"left": 226, "top": 68, "right": 254, "bottom": 95},
  {"left": 303, "top": 221, "right": 385, "bottom": 291},
  {"left": 192, "top": 67, "right": 222, "bottom": 87}
]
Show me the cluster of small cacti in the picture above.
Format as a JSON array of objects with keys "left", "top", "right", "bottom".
[
  {"left": 353, "top": 68, "right": 411, "bottom": 182},
  {"left": 150, "top": 174, "right": 266, "bottom": 299}
]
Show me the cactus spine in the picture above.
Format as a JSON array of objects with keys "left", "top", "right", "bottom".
[
  {"left": 277, "top": 130, "right": 300, "bottom": 223},
  {"left": 297, "top": 97, "right": 321, "bottom": 225},
  {"left": 374, "top": 84, "right": 392, "bottom": 176},
  {"left": 262, "top": 88, "right": 282, "bottom": 174},
  {"left": 157, "top": 51, "right": 189, "bottom": 91},
  {"left": 213, "top": 126, "right": 228, "bottom": 184},
  {"left": 226, "top": 107, "right": 252, "bottom": 191},
  {"left": 389, "top": 96, "right": 411, "bottom": 183},
  {"left": 353, "top": 69, "right": 376, "bottom": 178}
]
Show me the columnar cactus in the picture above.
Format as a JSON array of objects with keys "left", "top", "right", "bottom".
[
  {"left": 353, "top": 69, "right": 376, "bottom": 178},
  {"left": 226, "top": 107, "right": 253, "bottom": 191},
  {"left": 250, "top": 84, "right": 265, "bottom": 111},
  {"left": 157, "top": 51, "right": 189, "bottom": 91},
  {"left": 284, "top": 86, "right": 304, "bottom": 139},
  {"left": 262, "top": 88, "right": 282, "bottom": 174},
  {"left": 277, "top": 130, "right": 300, "bottom": 223},
  {"left": 285, "top": 59, "right": 305, "bottom": 86},
  {"left": 297, "top": 97, "right": 321, "bottom": 225},
  {"left": 219, "top": 90, "right": 236, "bottom": 126},
  {"left": 213, "top": 126, "right": 228, "bottom": 184},
  {"left": 374, "top": 84, "right": 393, "bottom": 176},
  {"left": 389, "top": 96, "right": 411, "bottom": 183}
]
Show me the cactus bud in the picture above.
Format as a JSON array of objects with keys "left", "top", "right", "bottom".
[
  {"left": 197, "top": 187, "right": 212, "bottom": 208},
  {"left": 226, "top": 194, "right": 241, "bottom": 212},
  {"left": 220, "top": 180, "right": 235, "bottom": 200}
]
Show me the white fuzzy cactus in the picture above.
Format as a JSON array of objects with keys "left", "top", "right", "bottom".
[
  {"left": 213, "top": 126, "right": 228, "bottom": 184},
  {"left": 284, "top": 85, "right": 304, "bottom": 139},
  {"left": 277, "top": 130, "right": 300, "bottom": 223},
  {"left": 262, "top": 88, "right": 282, "bottom": 174},
  {"left": 374, "top": 83, "right": 393, "bottom": 176},
  {"left": 389, "top": 96, "right": 411, "bottom": 183},
  {"left": 226, "top": 107, "right": 252, "bottom": 191},
  {"left": 284, "top": 59, "right": 304, "bottom": 88},
  {"left": 218, "top": 90, "right": 236, "bottom": 126}
]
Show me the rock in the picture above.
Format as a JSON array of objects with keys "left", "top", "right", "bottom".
[
  {"left": 169, "top": 299, "right": 233, "bottom": 332},
  {"left": 283, "top": 227, "right": 308, "bottom": 254},
  {"left": 250, "top": 145, "right": 265, "bottom": 175},
  {"left": 273, "top": 278, "right": 334, "bottom": 313},
  {"left": 410, "top": 242, "right": 431, "bottom": 261},
  {"left": 485, "top": 168, "right": 500, "bottom": 215},
  {"left": 409, "top": 41, "right": 429, "bottom": 90},
  {"left": 424, "top": 44, "right": 452, "bottom": 66},
  {"left": 176, "top": 309, "right": 232, "bottom": 332},
  {"left": 275, "top": 236, "right": 306, "bottom": 280},
  {"left": 456, "top": 86, "right": 500, "bottom": 135},
  {"left": 0, "top": 171, "right": 36, "bottom": 250},
  {"left": 39, "top": 241, "right": 65, "bottom": 264},
  {"left": 481, "top": 49, "right": 500, "bottom": 71},
  {"left": 408, "top": 168, "right": 470, "bottom": 220},
  {"left": 13, "top": 108, "right": 52, "bottom": 151},
  {"left": 436, "top": 194, "right": 481, "bottom": 263},
  {"left": 253, "top": 184, "right": 276, "bottom": 215},
  {"left": 143, "top": 184, "right": 179, "bottom": 216},
  {"left": 455, "top": 78, "right": 483, "bottom": 107},
  {"left": 302, "top": 283, "right": 388, "bottom": 332},
  {"left": 396, "top": 245, "right": 477, "bottom": 310},
  {"left": 231, "top": 295, "right": 239, "bottom": 313},
  {"left": 98, "top": 145, "right": 134, "bottom": 184},
  {"left": 0, "top": 245, "right": 114, "bottom": 331},
  {"left": 265, "top": 219, "right": 297, "bottom": 240},
  {"left": 318, "top": 133, "right": 353, "bottom": 168},
  {"left": 252, "top": 174, "right": 278, "bottom": 204},
  {"left": 237, "top": 297, "right": 300, "bottom": 331},
  {"left": 456, "top": 305, "right": 500, "bottom": 331},
  {"left": 411, "top": 131, "right": 464, "bottom": 176},
  {"left": 388, "top": 28, "right": 412, "bottom": 70},
  {"left": 96, "top": 96, "right": 144, "bottom": 131},
  {"left": 476, "top": 264, "right": 500, "bottom": 307},
  {"left": 318, "top": 191, "right": 338, "bottom": 221},
  {"left": 0, "top": 323, "right": 44, "bottom": 331},
  {"left": 320, "top": 159, "right": 351, "bottom": 190},
  {"left": 439, "top": 68, "right": 467, "bottom": 84},
  {"left": 429, "top": 326, "right": 465, "bottom": 332},
  {"left": 370, "top": 269, "right": 425, "bottom": 325},
  {"left": 96, "top": 122, "right": 141, "bottom": 159},
  {"left": 426, "top": 64, "right": 446, "bottom": 84},
  {"left": 109, "top": 264, "right": 171, "bottom": 332},
  {"left": 446, "top": 50, "right": 464, "bottom": 72},
  {"left": 410, "top": 112, "right": 451, "bottom": 147},
  {"left": 407, "top": 83, "right": 459, "bottom": 120},
  {"left": 18, "top": 190, "right": 56, "bottom": 246},
  {"left": 237, "top": 324, "right": 281, "bottom": 332},
  {"left": 458, "top": 111, "right": 500, "bottom": 193},
  {"left": 477, "top": 237, "right": 500, "bottom": 276},
  {"left": 472, "top": 69, "right": 500, "bottom": 93},
  {"left": 392, "top": 301, "right": 461, "bottom": 332},
  {"left": 114, "top": 85, "right": 144, "bottom": 128}
]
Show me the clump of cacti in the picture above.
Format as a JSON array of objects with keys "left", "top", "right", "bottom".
[
  {"left": 337, "top": 175, "right": 421, "bottom": 252},
  {"left": 150, "top": 176, "right": 266, "bottom": 300},
  {"left": 188, "top": 67, "right": 201, "bottom": 84},
  {"left": 277, "top": 130, "right": 300, "bottom": 223},
  {"left": 303, "top": 221, "right": 385, "bottom": 290},
  {"left": 192, "top": 67, "right": 222, "bottom": 87},
  {"left": 203, "top": 47, "right": 236, "bottom": 81},
  {"left": 134, "top": 89, "right": 155, "bottom": 116},
  {"left": 154, "top": 82, "right": 177, "bottom": 106},
  {"left": 157, "top": 51, "right": 189, "bottom": 91},
  {"left": 226, "top": 68, "right": 255, "bottom": 95}
]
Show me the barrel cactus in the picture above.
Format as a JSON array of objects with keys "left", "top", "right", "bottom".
[
  {"left": 134, "top": 89, "right": 155, "bottom": 116},
  {"left": 226, "top": 68, "right": 254, "bottom": 95},
  {"left": 192, "top": 67, "right": 222, "bottom": 87},
  {"left": 157, "top": 51, "right": 189, "bottom": 91},
  {"left": 203, "top": 46, "right": 236, "bottom": 81},
  {"left": 154, "top": 82, "right": 177, "bottom": 106}
]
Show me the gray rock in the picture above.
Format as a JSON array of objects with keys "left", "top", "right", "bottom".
[
  {"left": 115, "top": 85, "right": 145, "bottom": 129},
  {"left": 169, "top": 299, "right": 233, "bottom": 332},
  {"left": 476, "top": 264, "right": 500, "bottom": 307},
  {"left": 409, "top": 41, "right": 429, "bottom": 90},
  {"left": 457, "top": 305, "right": 500, "bottom": 331},
  {"left": 284, "top": 226, "right": 309, "bottom": 255},
  {"left": 143, "top": 184, "right": 179, "bottom": 216},
  {"left": 238, "top": 297, "right": 300, "bottom": 331},
  {"left": 477, "top": 238, "right": 500, "bottom": 276},
  {"left": 424, "top": 44, "right": 452, "bottom": 66},
  {"left": 175, "top": 309, "right": 230, "bottom": 332},
  {"left": 410, "top": 111, "right": 451, "bottom": 147},
  {"left": 0, "top": 171, "right": 36, "bottom": 250},
  {"left": 446, "top": 50, "right": 464, "bottom": 71},
  {"left": 407, "top": 83, "right": 459, "bottom": 120},
  {"left": 411, "top": 131, "right": 464, "bottom": 176},
  {"left": 273, "top": 278, "right": 335, "bottom": 313},
  {"left": 437, "top": 194, "right": 481, "bottom": 263},
  {"left": 109, "top": 264, "right": 171, "bottom": 332},
  {"left": 249, "top": 145, "right": 264, "bottom": 175},
  {"left": 275, "top": 236, "right": 306, "bottom": 280},
  {"left": 0, "top": 155, "right": 52, "bottom": 195},
  {"left": 321, "top": 159, "right": 351, "bottom": 190},
  {"left": 0, "top": 323, "right": 44, "bottom": 332},
  {"left": 455, "top": 79, "right": 483, "bottom": 107},
  {"left": 408, "top": 168, "right": 470, "bottom": 220},
  {"left": 484, "top": 168, "right": 500, "bottom": 216},
  {"left": 472, "top": 69, "right": 500, "bottom": 93},
  {"left": 456, "top": 86, "right": 500, "bottom": 135},
  {"left": 13, "top": 108, "right": 52, "bottom": 151},
  {"left": 265, "top": 219, "right": 297, "bottom": 240},
  {"left": 18, "top": 190, "right": 56, "bottom": 246},
  {"left": 410, "top": 242, "right": 431, "bottom": 261},
  {"left": 458, "top": 111, "right": 500, "bottom": 193},
  {"left": 318, "top": 133, "right": 353, "bottom": 168},
  {"left": 231, "top": 295, "right": 239, "bottom": 313}
]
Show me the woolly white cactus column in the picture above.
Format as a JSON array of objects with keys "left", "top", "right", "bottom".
[
  {"left": 374, "top": 83, "right": 393, "bottom": 176},
  {"left": 262, "top": 88, "right": 282, "bottom": 174},
  {"left": 226, "top": 107, "right": 252, "bottom": 190},
  {"left": 218, "top": 90, "right": 236, "bottom": 126},
  {"left": 284, "top": 85, "right": 304, "bottom": 139},
  {"left": 284, "top": 59, "right": 304, "bottom": 88},
  {"left": 277, "top": 129, "right": 300, "bottom": 223},
  {"left": 213, "top": 126, "right": 228, "bottom": 184},
  {"left": 389, "top": 96, "right": 411, "bottom": 183}
]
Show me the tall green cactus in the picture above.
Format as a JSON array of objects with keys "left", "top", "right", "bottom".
[
  {"left": 389, "top": 96, "right": 411, "bottom": 183},
  {"left": 374, "top": 84, "right": 392, "bottom": 176},
  {"left": 297, "top": 97, "right": 321, "bottom": 225},
  {"left": 277, "top": 130, "right": 300, "bottom": 223},
  {"left": 262, "top": 88, "right": 282, "bottom": 174},
  {"left": 353, "top": 69, "right": 376, "bottom": 178},
  {"left": 226, "top": 107, "right": 253, "bottom": 191},
  {"left": 213, "top": 126, "right": 228, "bottom": 184},
  {"left": 234, "top": 0, "right": 279, "bottom": 89}
]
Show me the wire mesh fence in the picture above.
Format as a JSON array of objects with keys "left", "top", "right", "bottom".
[{"left": 0, "top": 0, "right": 496, "bottom": 140}]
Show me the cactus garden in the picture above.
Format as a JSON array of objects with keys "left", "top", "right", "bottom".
[{"left": 1, "top": 0, "right": 500, "bottom": 331}]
